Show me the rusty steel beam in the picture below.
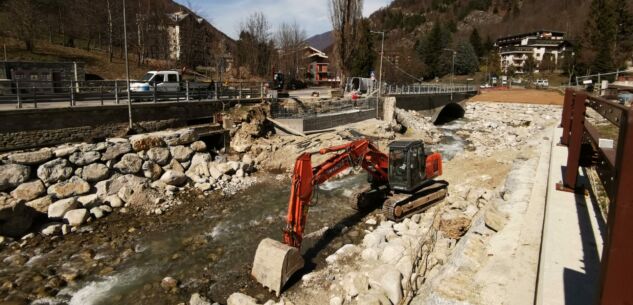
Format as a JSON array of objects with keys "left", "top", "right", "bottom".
[
  {"left": 584, "top": 121, "right": 617, "bottom": 168},
  {"left": 558, "top": 91, "right": 587, "bottom": 191},
  {"left": 560, "top": 88, "right": 575, "bottom": 146},
  {"left": 600, "top": 106, "right": 633, "bottom": 305}
]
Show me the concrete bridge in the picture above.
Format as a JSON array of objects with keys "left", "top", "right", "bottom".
[{"left": 384, "top": 83, "right": 478, "bottom": 124}]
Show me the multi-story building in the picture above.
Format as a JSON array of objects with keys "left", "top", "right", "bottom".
[
  {"left": 496, "top": 30, "right": 572, "bottom": 74},
  {"left": 305, "top": 46, "right": 329, "bottom": 85}
]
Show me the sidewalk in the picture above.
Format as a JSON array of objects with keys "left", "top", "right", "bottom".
[{"left": 536, "top": 127, "right": 606, "bottom": 305}]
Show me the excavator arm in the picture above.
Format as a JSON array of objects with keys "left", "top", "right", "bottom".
[{"left": 283, "top": 139, "right": 389, "bottom": 248}]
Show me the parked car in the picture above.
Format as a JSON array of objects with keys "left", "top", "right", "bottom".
[
  {"left": 535, "top": 79, "right": 549, "bottom": 88},
  {"left": 130, "top": 71, "right": 181, "bottom": 92}
]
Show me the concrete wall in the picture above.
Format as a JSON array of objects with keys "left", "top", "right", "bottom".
[
  {"left": 276, "top": 109, "right": 377, "bottom": 133},
  {"left": 393, "top": 92, "right": 475, "bottom": 122},
  {"left": 0, "top": 99, "right": 263, "bottom": 151}
]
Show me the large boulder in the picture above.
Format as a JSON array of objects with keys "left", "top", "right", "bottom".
[
  {"left": 167, "top": 159, "right": 185, "bottom": 174},
  {"left": 129, "top": 135, "right": 165, "bottom": 152},
  {"left": 64, "top": 209, "right": 88, "bottom": 226},
  {"left": 8, "top": 149, "right": 53, "bottom": 165},
  {"left": 25, "top": 195, "right": 54, "bottom": 214},
  {"left": 0, "top": 164, "right": 31, "bottom": 192},
  {"left": 186, "top": 153, "right": 212, "bottom": 177},
  {"left": 101, "top": 142, "right": 132, "bottom": 161},
  {"left": 96, "top": 174, "right": 149, "bottom": 198},
  {"left": 82, "top": 163, "right": 111, "bottom": 182},
  {"left": 226, "top": 293, "right": 259, "bottom": 305},
  {"left": 148, "top": 147, "right": 171, "bottom": 166},
  {"left": 10, "top": 180, "right": 46, "bottom": 201},
  {"left": 37, "top": 159, "right": 73, "bottom": 185},
  {"left": 160, "top": 170, "right": 187, "bottom": 186},
  {"left": 114, "top": 154, "right": 143, "bottom": 174},
  {"left": 69, "top": 151, "right": 101, "bottom": 166},
  {"left": 190, "top": 141, "right": 207, "bottom": 152},
  {"left": 48, "top": 197, "right": 79, "bottom": 218},
  {"left": 54, "top": 145, "right": 78, "bottom": 158},
  {"left": 0, "top": 193, "right": 36, "bottom": 237},
  {"left": 160, "top": 129, "right": 198, "bottom": 146},
  {"left": 368, "top": 265, "right": 403, "bottom": 305},
  {"left": 189, "top": 293, "right": 211, "bottom": 305},
  {"left": 47, "top": 176, "right": 91, "bottom": 199},
  {"left": 170, "top": 146, "right": 194, "bottom": 162},
  {"left": 142, "top": 161, "right": 163, "bottom": 181}
]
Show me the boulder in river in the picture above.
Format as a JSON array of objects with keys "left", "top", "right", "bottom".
[
  {"left": 48, "top": 197, "right": 79, "bottom": 218},
  {"left": 64, "top": 209, "right": 88, "bottom": 226}
]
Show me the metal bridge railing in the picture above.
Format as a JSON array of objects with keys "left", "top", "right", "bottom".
[
  {"left": 558, "top": 88, "right": 633, "bottom": 304},
  {"left": 0, "top": 79, "right": 266, "bottom": 109},
  {"left": 384, "top": 83, "right": 478, "bottom": 96}
]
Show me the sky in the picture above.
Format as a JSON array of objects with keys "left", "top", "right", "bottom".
[{"left": 175, "top": 0, "right": 393, "bottom": 39}]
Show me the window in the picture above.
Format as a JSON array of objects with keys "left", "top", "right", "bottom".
[
  {"left": 154, "top": 74, "right": 165, "bottom": 84},
  {"left": 389, "top": 148, "right": 408, "bottom": 187},
  {"left": 167, "top": 74, "right": 178, "bottom": 83}
]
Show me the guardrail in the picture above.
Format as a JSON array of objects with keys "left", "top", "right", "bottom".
[
  {"left": 384, "top": 83, "right": 477, "bottom": 95},
  {"left": 0, "top": 80, "right": 266, "bottom": 108},
  {"left": 558, "top": 88, "right": 633, "bottom": 304}
]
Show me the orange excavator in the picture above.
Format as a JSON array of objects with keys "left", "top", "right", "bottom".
[{"left": 252, "top": 139, "right": 448, "bottom": 295}]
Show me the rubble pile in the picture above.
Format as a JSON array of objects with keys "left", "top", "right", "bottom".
[{"left": 0, "top": 128, "right": 258, "bottom": 239}]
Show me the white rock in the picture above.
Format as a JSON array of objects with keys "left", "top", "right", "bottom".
[
  {"left": 64, "top": 209, "right": 88, "bottom": 226},
  {"left": 105, "top": 195, "right": 123, "bottom": 208},
  {"left": 380, "top": 243, "right": 406, "bottom": 264},
  {"left": 342, "top": 272, "right": 369, "bottom": 298},
  {"left": 190, "top": 141, "right": 207, "bottom": 152},
  {"left": 8, "top": 149, "right": 53, "bottom": 165},
  {"left": 226, "top": 292, "right": 258, "bottom": 305},
  {"left": 82, "top": 163, "right": 110, "bottom": 182},
  {"left": 54, "top": 146, "right": 78, "bottom": 158},
  {"left": 170, "top": 146, "right": 195, "bottom": 162},
  {"left": 47, "top": 176, "right": 91, "bottom": 199},
  {"left": 189, "top": 293, "right": 211, "bottom": 305},
  {"left": 78, "top": 194, "right": 100, "bottom": 208},
  {"left": 69, "top": 151, "right": 101, "bottom": 166},
  {"left": 41, "top": 223, "right": 62, "bottom": 236},
  {"left": 101, "top": 142, "right": 132, "bottom": 161},
  {"left": 362, "top": 231, "right": 385, "bottom": 248},
  {"left": 365, "top": 218, "right": 377, "bottom": 225},
  {"left": 25, "top": 195, "right": 54, "bottom": 214},
  {"left": 89, "top": 207, "right": 106, "bottom": 219},
  {"left": 48, "top": 197, "right": 79, "bottom": 218},
  {"left": 160, "top": 170, "right": 187, "bottom": 186},
  {"left": 99, "top": 205, "right": 113, "bottom": 213},
  {"left": 148, "top": 147, "right": 171, "bottom": 166},
  {"left": 368, "top": 265, "right": 403, "bottom": 305},
  {"left": 37, "top": 159, "right": 73, "bottom": 185},
  {"left": 114, "top": 154, "right": 143, "bottom": 174},
  {"left": 329, "top": 296, "right": 343, "bottom": 305},
  {"left": 142, "top": 161, "right": 163, "bottom": 181},
  {"left": 361, "top": 248, "right": 379, "bottom": 261},
  {"left": 0, "top": 164, "right": 31, "bottom": 191}
]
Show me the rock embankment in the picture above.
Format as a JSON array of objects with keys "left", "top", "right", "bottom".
[{"left": 0, "top": 128, "right": 258, "bottom": 239}]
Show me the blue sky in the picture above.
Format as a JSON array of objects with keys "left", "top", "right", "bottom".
[{"left": 175, "top": 0, "right": 393, "bottom": 39}]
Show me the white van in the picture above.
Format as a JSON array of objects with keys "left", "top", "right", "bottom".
[{"left": 130, "top": 71, "right": 181, "bottom": 92}]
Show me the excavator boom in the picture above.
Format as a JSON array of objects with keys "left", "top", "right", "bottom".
[{"left": 252, "top": 138, "right": 446, "bottom": 296}]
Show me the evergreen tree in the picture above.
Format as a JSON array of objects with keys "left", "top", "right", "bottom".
[
  {"left": 350, "top": 19, "right": 376, "bottom": 77},
  {"left": 614, "top": 0, "right": 633, "bottom": 65},
  {"left": 416, "top": 22, "right": 452, "bottom": 79},
  {"left": 469, "top": 28, "right": 484, "bottom": 58},
  {"left": 523, "top": 54, "right": 537, "bottom": 75},
  {"left": 455, "top": 41, "right": 479, "bottom": 75},
  {"left": 585, "top": 0, "right": 617, "bottom": 73}
]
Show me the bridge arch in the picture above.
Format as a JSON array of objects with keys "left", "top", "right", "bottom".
[{"left": 432, "top": 102, "right": 465, "bottom": 125}]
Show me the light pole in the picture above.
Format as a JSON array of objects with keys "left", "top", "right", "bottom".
[
  {"left": 370, "top": 31, "right": 384, "bottom": 97},
  {"left": 123, "top": 0, "right": 133, "bottom": 130},
  {"left": 443, "top": 48, "right": 456, "bottom": 101}
]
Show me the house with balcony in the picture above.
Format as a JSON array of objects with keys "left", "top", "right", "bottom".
[
  {"left": 495, "top": 30, "right": 572, "bottom": 74},
  {"left": 305, "top": 46, "right": 329, "bottom": 85}
]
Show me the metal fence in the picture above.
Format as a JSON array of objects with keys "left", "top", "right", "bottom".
[
  {"left": 384, "top": 83, "right": 478, "bottom": 95},
  {"left": 0, "top": 80, "right": 266, "bottom": 108},
  {"left": 558, "top": 88, "right": 633, "bottom": 304},
  {"left": 271, "top": 97, "right": 379, "bottom": 119}
]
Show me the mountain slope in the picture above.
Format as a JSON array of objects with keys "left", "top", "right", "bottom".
[{"left": 306, "top": 31, "right": 334, "bottom": 51}]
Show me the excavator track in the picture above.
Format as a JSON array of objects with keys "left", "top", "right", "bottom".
[{"left": 383, "top": 181, "right": 449, "bottom": 222}]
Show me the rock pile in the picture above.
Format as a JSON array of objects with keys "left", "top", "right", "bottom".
[{"left": 0, "top": 128, "right": 258, "bottom": 238}]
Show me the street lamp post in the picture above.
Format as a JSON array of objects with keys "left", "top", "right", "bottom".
[
  {"left": 444, "top": 48, "right": 456, "bottom": 101},
  {"left": 370, "top": 31, "right": 385, "bottom": 97},
  {"left": 123, "top": 0, "right": 133, "bottom": 130}
]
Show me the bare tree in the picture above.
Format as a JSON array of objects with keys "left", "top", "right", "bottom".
[
  {"left": 4, "top": 0, "right": 41, "bottom": 51},
  {"left": 329, "top": 0, "right": 364, "bottom": 85},
  {"left": 237, "top": 12, "right": 274, "bottom": 78},
  {"left": 275, "top": 21, "right": 307, "bottom": 80}
]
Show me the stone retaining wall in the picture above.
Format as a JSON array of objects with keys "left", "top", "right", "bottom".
[{"left": 0, "top": 98, "right": 265, "bottom": 151}]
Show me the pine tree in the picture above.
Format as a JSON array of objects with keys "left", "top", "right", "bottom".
[
  {"left": 613, "top": 0, "right": 633, "bottom": 66},
  {"left": 469, "top": 28, "right": 484, "bottom": 58},
  {"left": 416, "top": 22, "right": 452, "bottom": 79},
  {"left": 455, "top": 41, "right": 479, "bottom": 75},
  {"left": 585, "top": 0, "right": 617, "bottom": 73}
]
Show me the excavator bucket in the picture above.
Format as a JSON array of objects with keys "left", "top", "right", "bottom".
[{"left": 251, "top": 238, "right": 304, "bottom": 296}]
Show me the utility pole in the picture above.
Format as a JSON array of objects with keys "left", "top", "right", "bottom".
[
  {"left": 3, "top": 44, "right": 6, "bottom": 61},
  {"left": 444, "top": 48, "right": 456, "bottom": 101},
  {"left": 123, "top": 0, "right": 133, "bottom": 130},
  {"left": 371, "top": 31, "right": 385, "bottom": 98}
]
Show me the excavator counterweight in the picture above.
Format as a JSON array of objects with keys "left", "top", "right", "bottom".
[{"left": 251, "top": 138, "right": 448, "bottom": 295}]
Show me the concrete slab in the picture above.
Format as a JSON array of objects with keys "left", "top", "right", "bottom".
[{"left": 536, "top": 127, "right": 605, "bottom": 305}]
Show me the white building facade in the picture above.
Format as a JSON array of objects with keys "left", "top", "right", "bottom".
[{"left": 496, "top": 30, "right": 571, "bottom": 74}]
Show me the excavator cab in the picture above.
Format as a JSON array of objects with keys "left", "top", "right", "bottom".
[{"left": 388, "top": 141, "right": 436, "bottom": 193}]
